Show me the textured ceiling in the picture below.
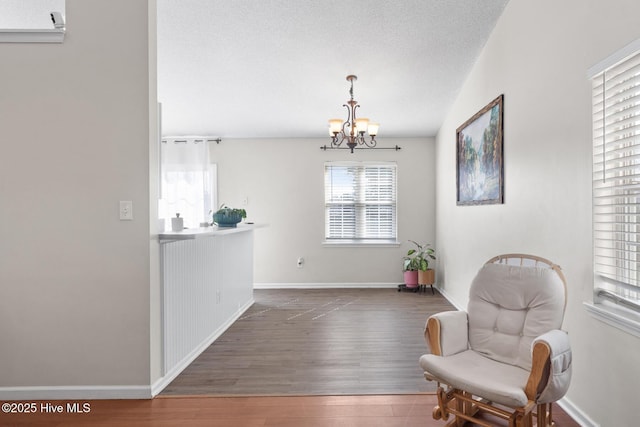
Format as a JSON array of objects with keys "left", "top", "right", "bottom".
[{"left": 157, "top": 0, "right": 509, "bottom": 138}]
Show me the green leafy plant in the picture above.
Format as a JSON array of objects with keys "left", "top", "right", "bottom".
[
  {"left": 212, "top": 204, "right": 247, "bottom": 227},
  {"left": 403, "top": 240, "right": 436, "bottom": 272},
  {"left": 214, "top": 204, "right": 246, "bottom": 219}
]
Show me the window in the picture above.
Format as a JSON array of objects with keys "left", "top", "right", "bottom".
[
  {"left": 159, "top": 138, "right": 217, "bottom": 231},
  {"left": 590, "top": 40, "right": 640, "bottom": 319},
  {"left": 324, "top": 161, "right": 397, "bottom": 244}
]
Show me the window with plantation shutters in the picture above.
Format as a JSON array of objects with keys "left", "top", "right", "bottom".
[
  {"left": 324, "top": 162, "right": 397, "bottom": 243},
  {"left": 591, "top": 44, "right": 640, "bottom": 313}
]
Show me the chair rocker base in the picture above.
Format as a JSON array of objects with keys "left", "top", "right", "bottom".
[{"left": 433, "top": 385, "right": 555, "bottom": 427}]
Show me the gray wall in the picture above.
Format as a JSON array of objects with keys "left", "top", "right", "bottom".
[
  {"left": 5, "top": 3, "right": 638, "bottom": 422},
  {"left": 212, "top": 138, "right": 435, "bottom": 286},
  {"left": 435, "top": 0, "right": 640, "bottom": 425},
  {"left": 0, "top": 0, "right": 158, "bottom": 395}
]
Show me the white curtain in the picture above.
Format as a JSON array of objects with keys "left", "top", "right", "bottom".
[{"left": 159, "top": 138, "right": 216, "bottom": 230}]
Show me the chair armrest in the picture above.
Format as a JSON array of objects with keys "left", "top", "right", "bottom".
[
  {"left": 525, "top": 330, "right": 572, "bottom": 403},
  {"left": 425, "top": 311, "right": 468, "bottom": 356}
]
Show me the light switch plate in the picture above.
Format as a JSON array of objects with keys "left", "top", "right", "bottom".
[{"left": 119, "top": 201, "right": 133, "bottom": 220}]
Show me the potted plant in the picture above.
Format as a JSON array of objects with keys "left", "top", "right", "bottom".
[
  {"left": 409, "top": 240, "right": 436, "bottom": 291},
  {"left": 212, "top": 204, "right": 247, "bottom": 228},
  {"left": 402, "top": 246, "right": 420, "bottom": 288}
]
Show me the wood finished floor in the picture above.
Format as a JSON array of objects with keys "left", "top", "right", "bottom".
[
  {"left": 1, "top": 289, "right": 580, "bottom": 426},
  {"left": 1, "top": 395, "right": 580, "bottom": 426},
  {"left": 162, "top": 288, "right": 455, "bottom": 396}
]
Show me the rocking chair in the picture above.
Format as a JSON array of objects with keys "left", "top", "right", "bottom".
[{"left": 419, "top": 254, "right": 572, "bottom": 427}]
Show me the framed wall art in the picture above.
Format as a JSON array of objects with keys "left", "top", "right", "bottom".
[{"left": 456, "top": 94, "right": 504, "bottom": 206}]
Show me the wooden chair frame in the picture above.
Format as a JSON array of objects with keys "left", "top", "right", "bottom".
[{"left": 425, "top": 254, "right": 566, "bottom": 427}]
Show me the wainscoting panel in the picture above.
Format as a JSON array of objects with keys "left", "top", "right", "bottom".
[{"left": 160, "top": 231, "right": 254, "bottom": 378}]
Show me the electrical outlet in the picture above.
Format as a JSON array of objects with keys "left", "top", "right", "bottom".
[{"left": 119, "top": 201, "right": 133, "bottom": 220}]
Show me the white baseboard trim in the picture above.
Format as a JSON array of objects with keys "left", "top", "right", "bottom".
[
  {"left": 254, "top": 282, "right": 400, "bottom": 289},
  {"left": 432, "top": 285, "right": 466, "bottom": 311},
  {"left": 0, "top": 385, "right": 152, "bottom": 401},
  {"left": 557, "top": 396, "right": 599, "bottom": 427},
  {"left": 0, "top": 299, "right": 255, "bottom": 401},
  {"left": 151, "top": 297, "right": 255, "bottom": 397}
]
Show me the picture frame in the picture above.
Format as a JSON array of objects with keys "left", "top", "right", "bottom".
[{"left": 456, "top": 94, "right": 504, "bottom": 206}]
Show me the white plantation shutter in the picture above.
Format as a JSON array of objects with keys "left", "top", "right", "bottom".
[
  {"left": 592, "top": 48, "right": 640, "bottom": 311},
  {"left": 325, "top": 162, "right": 397, "bottom": 242}
]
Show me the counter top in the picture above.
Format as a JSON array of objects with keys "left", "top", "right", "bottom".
[{"left": 159, "top": 223, "right": 266, "bottom": 241}]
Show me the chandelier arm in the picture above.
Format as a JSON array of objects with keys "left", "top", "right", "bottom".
[
  {"left": 352, "top": 104, "right": 360, "bottom": 129},
  {"left": 360, "top": 137, "right": 377, "bottom": 148},
  {"left": 332, "top": 132, "right": 345, "bottom": 147},
  {"left": 343, "top": 103, "right": 352, "bottom": 136}
]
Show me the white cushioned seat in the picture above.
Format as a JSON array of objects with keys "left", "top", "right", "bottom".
[
  {"left": 420, "top": 350, "right": 530, "bottom": 407},
  {"left": 419, "top": 255, "right": 572, "bottom": 426}
]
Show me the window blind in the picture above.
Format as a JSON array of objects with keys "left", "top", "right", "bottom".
[
  {"left": 592, "top": 50, "right": 640, "bottom": 310},
  {"left": 324, "top": 162, "right": 397, "bottom": 242}
]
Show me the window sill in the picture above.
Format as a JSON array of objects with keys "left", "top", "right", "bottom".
[
  {"left": 583, "top": 301, "right": 640, "bottom": 339},
  {"left": 322, "top": 240, "right": 401, "bottom": 248}
]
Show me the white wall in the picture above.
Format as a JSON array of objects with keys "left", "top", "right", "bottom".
[
  {"left": 435, "top": 0, "right": 640, "bottom": 425},
  {"left": 0, "top": 0, "right": 65, "bottom": 29},
  {"left": 212, "top": 138, "right": 435, "bottom": 286},
  {"left": 148, "top": 2, "right": 162, "bottom": 390},
  {"left": 0, "top": 0, "right": 156, "bottom": 396}
]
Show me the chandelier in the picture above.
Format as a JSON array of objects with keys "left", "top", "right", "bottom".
[{"left": 328, "top": 75, "right": 379, "bottom": 153}]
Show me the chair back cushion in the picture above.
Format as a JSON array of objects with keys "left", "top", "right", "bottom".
[{"left": 467, "top": 263, "right": 565, "bottom": 370}]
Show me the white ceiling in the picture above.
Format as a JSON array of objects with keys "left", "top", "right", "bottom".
[{"left": 157, "top": 0, "right": 509, "bottom": 139}]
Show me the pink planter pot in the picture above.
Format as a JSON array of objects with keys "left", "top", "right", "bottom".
[{"left": 403, "top": 270, "right": 419, "bottom": 288}]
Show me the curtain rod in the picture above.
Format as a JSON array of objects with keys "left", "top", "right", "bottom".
[
  {"left": 161, "top": 137, "right": 222, "bottom": 144},
  {"left": 320, "top": 145, "right": 401, "bottom": 151}
]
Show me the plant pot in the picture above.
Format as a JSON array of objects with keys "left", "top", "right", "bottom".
[
  {"left": 213, "top": 211, "right": 243, "bottom": 227},
  {"left": 403, "top": 270, "right": 419, "bottom": 288},
  {"left": 418, "top": 269, "right": 435, "bottom": 286}
]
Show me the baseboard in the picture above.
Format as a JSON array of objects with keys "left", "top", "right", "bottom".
[
  {"left": 0, "top": 385, "right": 152, "bottom": 401},
  {"left": 557, "top": 396, "right": 599, "bottom": 427},
  {"left": 434, "top": 285, "right": 466, "bottom": 311},
  {"left": 254, "top": 282, "right": 400, "bottom": 289},
  {"left": 151, "top": 297, "right": 255, "bottom": 397},
  {"left": 0, "top": 299, "right": 255, "bottom": 401}
]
